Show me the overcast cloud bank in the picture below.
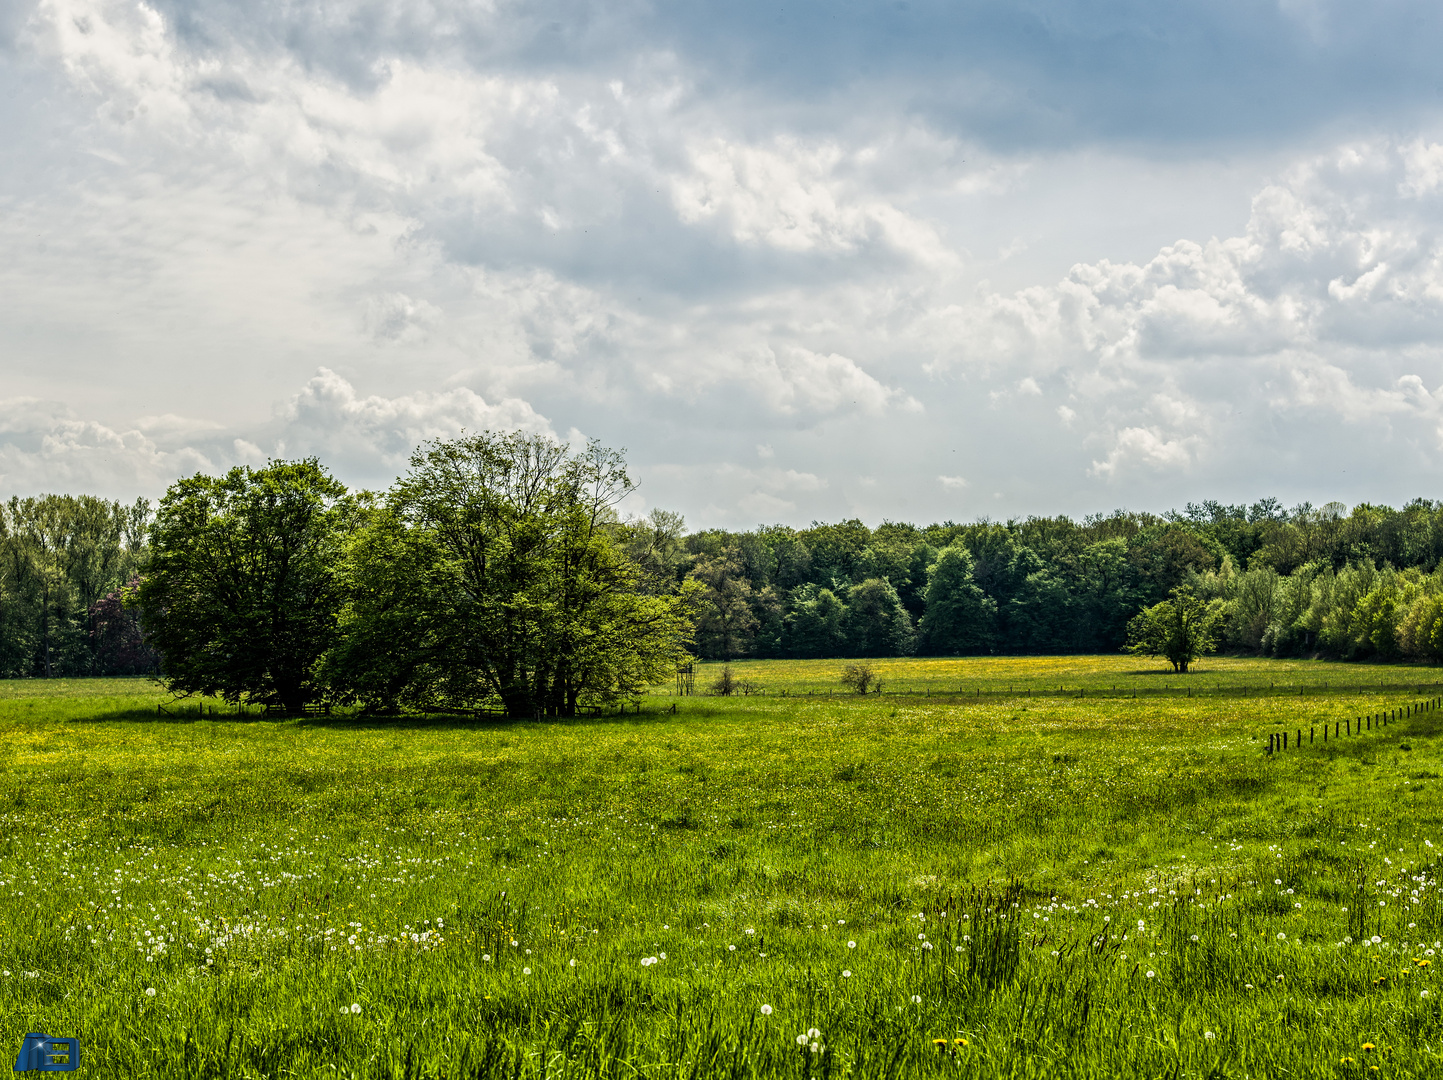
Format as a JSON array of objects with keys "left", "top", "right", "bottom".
[{"left": 6, "top": 1, "right": 1443, "bottom": 524}]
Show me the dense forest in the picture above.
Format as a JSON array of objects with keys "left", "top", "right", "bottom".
[
  {"left": 627, "top": 496, "right": 1443, "bottom": 663},
  {"left": 0, "top": 495, "right": 153, "bottom": 678},
  {"left": 8, "top": 483, "right": 1443, "bottom": 680}
]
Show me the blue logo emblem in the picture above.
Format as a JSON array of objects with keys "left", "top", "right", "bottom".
[{"left": 12, "top": 1034, "right": 78, "bottom": 1072}]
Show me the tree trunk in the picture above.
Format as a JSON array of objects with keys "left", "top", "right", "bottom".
[
  {"left": 278, "top": 677, "right": 307, "bottom": 715},
  {"left": 42, "top": 579, "right": 52, "bottom": 678}
]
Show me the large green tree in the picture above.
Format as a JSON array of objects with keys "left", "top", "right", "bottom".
[
  {"left": 327, "top": 432, "right": 695, "bottom": 716},
  {"left": 916, "top": 544, "right": 996, "bottom": 654},
  {"left": 843, "top": 577, "right": 915, "bottom": 657},
  {"left": 780, "top": 584, "right": 847, "bottom": 657},
  {"left": 136, "top": 460, "right": 355, "bottom": 713},
  {"left": 1125, "top": 585, "right": 1221, "bottom": 673},
  {"left": 688, "top": 547, "right": 760, "bottom": 659}
]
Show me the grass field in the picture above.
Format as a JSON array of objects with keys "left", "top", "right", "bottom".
[
  {"left": 692, "top": 653, "right": 1443, "bottom": 697},
  {"left": 2, "top": 658, "right": 1442, "bottom": 1077}
]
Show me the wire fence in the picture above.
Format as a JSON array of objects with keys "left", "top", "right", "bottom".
[{"left": 1263, "top": 696, "right": 1437, "bottom": 755}]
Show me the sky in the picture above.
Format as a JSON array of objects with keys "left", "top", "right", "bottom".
[{"left": 6, "top": 1, "right": 1443, "bottom": 529}]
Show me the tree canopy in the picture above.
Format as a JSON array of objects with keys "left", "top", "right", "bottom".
[
  {"left": 0, "top": 495, "right": 150, "bottom": 677},
  {"left": 326, "top": 433, "right": 696, "bottom": 716},
  {"left": 136, "top": 460, "right": 355, "bottom": 713},
  {"left": 1125, "top": 586, "right": 1221, "bottom": 673},
  {"left": 15, "top": 476, "right": 1443, "bottom": 688}
]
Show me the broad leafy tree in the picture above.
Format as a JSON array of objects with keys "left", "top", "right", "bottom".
[
  {"left": 780, "top": 584, "right": 847, "bottom": 658},
  {"left": 688, "top": 548, "right": 760, "bottom": 659},
  {"left": 1125, "top": 585, "right": 1221, "bottom": 673},
  {"left": 843, "top": 578, "right": 915, "bottom": 657},
  {"left": 916, "top": 544, "right": 996, "bottom": 654},
  {"left": 136, "top": 460, "right": 355, "bottom": 713},
  {"left": 327, "top": 432, "right": 695, "bottom": 716}
]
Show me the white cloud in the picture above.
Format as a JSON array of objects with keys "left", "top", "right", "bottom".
[
  {"left": 937, "top": 475, "right": 968, "bottom": 489},
  {"left": 363, "top": 293, "right": 443, "bottom": 344},
  {"left": 1089, "top": 427, "right": 1202, "bottom": 478},
  {"left": 0, "top": 398, "right": 213, "bottom": 497},
  {"left": 0, "top": 370, "right": 554, "bottom": 496},
  {"left": 930, "top": 139, "right": 1443, "bottom": 490},
  {"left": 278, "top": 368, "right": 555, "bottom": 473},
  {"left": 14, "top": 5, "right": 1443, "bottom": 525},
  {"left": 732, "top": 347, "right": 920, "bottom": 417},
  {"left": 671, "top": 136, "right": 953, "bottom": 264}
]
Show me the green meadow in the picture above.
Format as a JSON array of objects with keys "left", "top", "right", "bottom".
[{"left": 2, "top": 657, "right": 1442, "bottom": 1077}]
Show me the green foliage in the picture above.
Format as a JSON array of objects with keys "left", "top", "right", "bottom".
[
  {"left": 688, "top": 547, "right": 760, "bottom": 660},
  {"left": 0, "top": 495, "right": 149, "bottom": 677},
  {"left": 781, "top": 584, "right": 847, "bottom": 658},
  {"left": 329, "top": 433, "right": 695, "bottom": 716},
  {"left": 843, "top": 578, "right": 915, "bottom": 657},
  {"left": 916, "top": 544, "right": 995, "bottom": 654},
  {"left": 838, "top": 661, "right": 877, "bottom": 693},
  {"left": 1126, "top": 585, "right": 1222, "bottom": 673},
  {"left": 136, "top": 459, "right": 355, "bottom": 713},
  {"left": 19, "top": 483, "right": 1443, "bottom": 677}
]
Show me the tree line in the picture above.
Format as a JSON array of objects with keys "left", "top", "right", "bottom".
[
  {"left": 0, "top": 495, "right": 152, "bottom": 677},
  {"left": 6, "top": 447, "right": 1443, "bottom": 704},
  {"left": 671, "top": 496, "right": 1443, "bottom": 663}
]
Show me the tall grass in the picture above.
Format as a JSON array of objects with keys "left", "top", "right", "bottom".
[{"left": 0, "top": 673, "right": 1440, "bottom": 1076}]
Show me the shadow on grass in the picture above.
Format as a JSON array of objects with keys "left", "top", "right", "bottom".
[{"left": 65, "top": 705, "right": 712, "bottom": 732}]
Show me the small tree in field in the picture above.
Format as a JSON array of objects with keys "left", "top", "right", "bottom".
[
  {"left": 1125, "top": 585, "right": 1221, "bottom": 673},
  {"left": 840, "top": 662, "right": 877, "bottom": 694},
  {"left": 710, "top": 665, "right": 736, "bottom": 696}
]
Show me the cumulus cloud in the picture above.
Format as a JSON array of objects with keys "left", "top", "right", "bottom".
[
  {"left": 672, "top": 136, "right": 952, "bottom": 263},
  {"left": 731, "top": 347, "right": 919, "bottom": 417},
  {"left": 12, "top": 2, "right": 1443, "bottom": 526},
  {"left": 278, "top": 368, "right": 554, "bottom": 474},
  {"left": 934, "top": 139, "right": 1443, "bottom": 484},
  {"left": 0, "top": 370, "right": 555, "bottom": 496},
  {"left": 0, "top": 398, "right": 215, "bottom": 497}
]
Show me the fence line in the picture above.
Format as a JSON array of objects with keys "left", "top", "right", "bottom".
[{"left": 1264, "top": 696, "right": 1437, "bottom": 755}]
